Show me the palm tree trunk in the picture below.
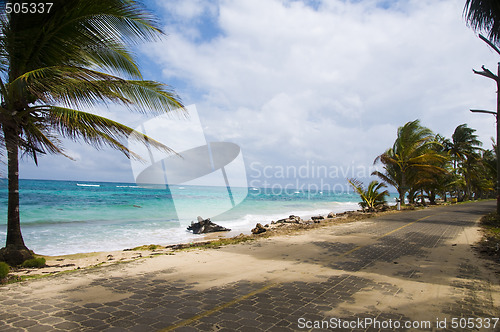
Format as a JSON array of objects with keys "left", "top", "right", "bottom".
[
  {"left": 4, "top": 125, "right": 27, "bottom": 249},
  {"left": 400, "top": 172, "right": 406, "bottom": 205},
  {"left": 0, "top": 124, "right": 33, "bottom": 265}
]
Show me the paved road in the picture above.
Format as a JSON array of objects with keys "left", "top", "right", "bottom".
[{"left": 1, "top": 201, "right": 499, "bottom": 331}]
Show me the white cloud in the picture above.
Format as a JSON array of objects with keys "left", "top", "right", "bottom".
[
  {"left": 140, "top": 0, "right": 498, "bottom": 183},
  {"left": 19, "top": 0, "right": 500, "bottom": 185}
]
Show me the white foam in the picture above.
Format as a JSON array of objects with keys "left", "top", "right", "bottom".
[{"left": 21, "top": 201, "right": 361, "bottom": 256}]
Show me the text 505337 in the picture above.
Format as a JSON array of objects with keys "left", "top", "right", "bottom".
[{"left": 4, "top": 2, "right": 53, "bottom": 14}]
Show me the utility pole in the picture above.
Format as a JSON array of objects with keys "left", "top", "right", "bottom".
[{"left": 470, "top": 35, "right": 500, "bottom": 216}]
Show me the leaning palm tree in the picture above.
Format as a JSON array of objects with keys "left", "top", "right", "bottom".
[
  {"left": 464, "top": 0, "right": 500, "bottom": 46},
  {"left": 444, "top": 124, "right": 483, "bottom": 170},
  {"left": 443, "top": 124, "right": 483, "bottom": 201},
  {"left": 0, "top": 0, "right": 184, "bottom": 265},
  {"left": 373, "top": 120, "right": 446, "bottom": 205}
]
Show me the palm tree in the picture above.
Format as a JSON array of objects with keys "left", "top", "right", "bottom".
[
  {"left": 482, "top": 140, "right": 498, "bottom": 186},
  {"left": 0, "top": 1, "right": 184, "bottom": 265},
  {"left": 443, "top": 124, "right": 483, "bottom": 201},
  {"left": 347, "top": 178, "right": 389, "bottom": 212},
  {"left": 373, "top": 120, "right": 446, "bottom": 205},
  {"left": 464, "top": 0, "right": 500, "bottom": 46},
  {"left": 475, "top": 147, "right": 496, "bottom": 198},
  {"left": 416, "top": 134, "right": 453, "bottom": 204},
  {"left": 444, "top": 124, "right": 483, "bottom": 169}
]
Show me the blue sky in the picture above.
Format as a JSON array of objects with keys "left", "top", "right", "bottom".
[{"left": 12, "top": 0, "right": 500, "bottom": 189}]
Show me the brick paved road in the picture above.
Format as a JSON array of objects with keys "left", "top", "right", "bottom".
[{"left": 0, "top": 201, "right": 499, "bottom": 331}]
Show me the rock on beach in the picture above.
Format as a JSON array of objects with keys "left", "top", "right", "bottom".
[{"left": 187, "top": 217, "right": 231, "bottom": 234}]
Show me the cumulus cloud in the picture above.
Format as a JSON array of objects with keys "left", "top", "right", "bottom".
[
  {"left": 20, "top": 0, "right": 500, "bottom": 185},
  {"left": 137, "top": 0, "right": 499, "bottom": 186}
]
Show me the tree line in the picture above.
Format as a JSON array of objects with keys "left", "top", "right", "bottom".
[{"left": 350, "top": 120, "right": 496, "bottom": 211}]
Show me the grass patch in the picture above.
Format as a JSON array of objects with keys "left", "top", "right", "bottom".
[
  {"left": 169, "top": 235, "right": 255, "bottom": 251},
  {"left": 476, "top": 212, "right": 500, "bottom": 264},
  {"left": 130, "top": 244, "right": 163, "bottom": 251},
  {"left": 21, "top": 257, "right": 46, "bottom": 268},
  {"left": 0, "top": 262, "right": 9, "bottom": 279}
]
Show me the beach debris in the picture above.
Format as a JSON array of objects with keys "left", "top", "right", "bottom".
[
  {"left": 311, "top": 215, "right": 324, "bottom": 223},
  {"left": 276, "top": 215, "right": 303, "bottom": 224},
  {"left": 187, "top": 217, "right": 231, "bottom": 234},
  {"left": 52, "top": 263, "right": 76, "bottom": 268},
  {"left": 252, "top": 223, "right": 267, "bottom": 234},
  {"left": 335, "top": 210, "right": 364, "bottom": 218}
]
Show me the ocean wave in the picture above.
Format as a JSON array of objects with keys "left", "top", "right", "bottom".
[{"left": 212, "top": 201, "right": 360, "bottom": 229}]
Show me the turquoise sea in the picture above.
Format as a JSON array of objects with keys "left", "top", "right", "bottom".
[{"left": 0, "top": 179, "right": 393, "bottom": 256}]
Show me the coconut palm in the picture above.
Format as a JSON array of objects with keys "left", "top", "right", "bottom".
[
  {"left": 416, "top": 134, "right": 453, "bottom": 204},
  {"left": 373, "top": 120, "right": 446, "bottom": 205},
  {"left": 444, "top": 124, "right": 483, "bottom": 169},
  {"left": 348, "top": 178, "right": 389, "bottom": 212},
  {"left": 464, "top": 0, "right": 500, "bottom": 46},
  {"left": 482, "top": 140, "right": 497, "bottom": 183},
  {"left": 443, "top": 124, "right": 483, "bottom": 201},
  {"left": 0, "top": 0, "right": 184, "bottom": 265}
]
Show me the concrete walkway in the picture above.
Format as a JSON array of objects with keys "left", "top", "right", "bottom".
[{"left": 0, "top": 201, "right": 499, "bottom": 331}]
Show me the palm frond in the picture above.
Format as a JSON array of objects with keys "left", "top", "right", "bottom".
[
  {"left": 3, "top": 0, "right": 165, "bottom": 78},
  {"left": 464, "top": 0, "right": 500, "bottom": 45},
  {"left": 9, "top": 66, "right": 184, "bottom": 114},
  {"left": 18, "top": 120, "right": 69, "bottom": 164},
  {"left": 371, "top": 170, "right": 397, "bottom": 188},
  {"left": 39, "top": 106, "right": 175, "bottom": 159}
]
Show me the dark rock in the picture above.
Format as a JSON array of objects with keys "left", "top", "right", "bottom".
[
  {"left": 277, "top": 215, "right": 302, "bottom": 224},
  {"left": 252, "top": 223, "right": 267, "bottom": 234},
  {"left": 187, "top": 216, "right": 231, "bottom": 234},
  {"left": 311, "top": 215, "right": 324, "bottom": 222},
  {"left": 327, "top": 212, "right": 335, "bottom": 218}
]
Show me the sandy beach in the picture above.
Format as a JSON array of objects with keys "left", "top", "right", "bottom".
[{"left": 10, "top": 208, "right": 379, "bottom": 279}]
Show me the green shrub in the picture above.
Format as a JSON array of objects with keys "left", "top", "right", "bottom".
[
  {"left": 0, "top": 262, "right": 10, "bottom": 279},
  {"left": 21, "top": 257, "right": 46, "bottom": 268}
]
